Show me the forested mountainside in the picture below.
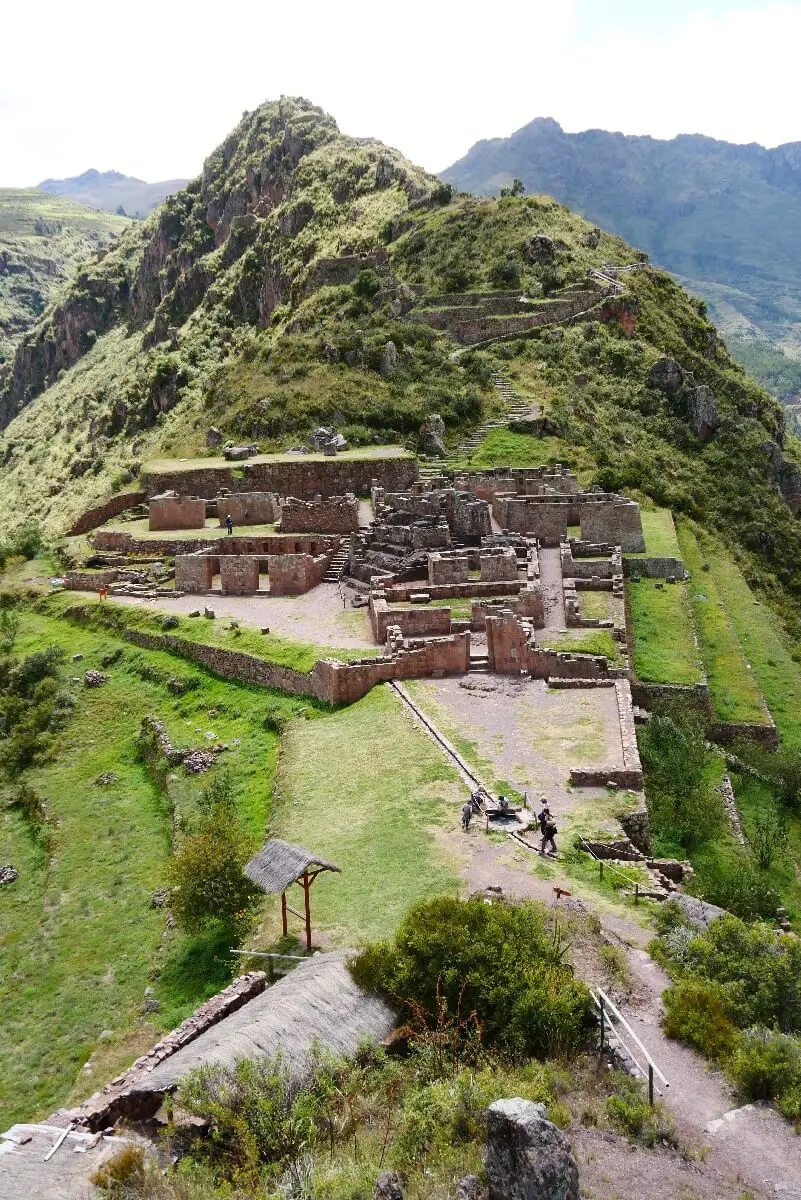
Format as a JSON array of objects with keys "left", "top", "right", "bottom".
[
  {"left": 0, "top": 189, "right": 129, "bottom": 364},
  {"left": 38, "top": 169, "right": 189, "bottom": 218},
  {"left": 441, "top": 118, "right": 801, "bottom": 401},
  {"left": 2, "top": 96, "right": 800, "bottom": 628}
]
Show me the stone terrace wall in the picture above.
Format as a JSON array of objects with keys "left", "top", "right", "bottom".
[
  {"left": 64, "top": 569, "right": 120, "bottom": 590},
  {"left": 67, "top": 491, "right": 147, "bottom": 537},
  {"left": 142, "top": 456, "right": 418, "bottom": 500},
  {"left": 279, "top": 494, "right": 359, "bottom": 534},
  {"left": 581, "top": 500, "right": 644, "bottom": 553},
  {"left": 149, "top": 496, "right": 206, "bottom": 531},
  {"left": 369, "top": 594, "right": 453, "bottom": 643},
  {"left": 623, "top": 557, "right": 685, "bottom": 579},
  {"left": 216, "top": 492, "right": 279, "bottom": 526},
  {"left": 93, "top": 531, "right": 334, "bottom": 556},
  {"left": 269, "top": 552, "right": 331, "bottom": 596},
  {"left": 175, "top": 555, "right": 214, "bottom": 593},
  {"left": 219, "top": 555, "right": 260, "bottom": 595},
  {"left": 384, "top": 580, "right": 521, "bottom": 602}
]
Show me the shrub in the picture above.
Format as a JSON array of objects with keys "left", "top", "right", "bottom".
[
  {"left": 750, "top": 806, "right": 788, "bottom": 871},
  {"left": 691, "top": 852, "right": 780, "bottom": 920},
  {"left": 352, "top": 269, "right": 381, "bottom": 300},
  {"left": 430, "top": 182, "right": 454, "bottom": 206},
  {"left": 0, "top": 607, "right": 20, "bottom": 654},
  {"left": 350, "top": 897, "right": 592, "bottom": 1059},
  {"left": 488, "top": 260, "right": 521, "bottom": 290},
  {"left": 728, "top": 1029, "right": 801, "bottom": 1109},
  {"left": 662, "top": 979, "right": 737, "bottom": 1060},
  {"left": 605, "top": 1074, "right": 677, "bottom": 1147},
  {"left": 90, "top": 1144, "right": 147, "bottom": 1191}
]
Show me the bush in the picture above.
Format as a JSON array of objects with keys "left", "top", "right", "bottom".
[
  {"left": 605, "top": 1074, "right": 677, "bottom": 1147},
  {"left": 691, "top": 852, "right": 780, "bottom": 920},
  {"left": 430, "top": 182, "right": 454, "bottom": 206},
  {"left": 167, "top": 793, "right": 258, "bottom": 933},
  {"left": 488, "top": 260, "right": 521, "bottom": 290},
  {"left": 728, "top": 1028, "right": 801, "bottom": 1108},
  {"left": 90, "top": 1144, "right": 147, "bottom": 1192},
  {"left": 352, "top": 269, "right": 381, "bottom": 300},
  {"left": 350, "top": 897, "right": 591, "bottom": 1059},
  {"left": 662, "top": 979, "right": 737, "bottom": 1060}
]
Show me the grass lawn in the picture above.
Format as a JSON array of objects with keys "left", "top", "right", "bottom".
[
  {"left": 677, "top": 522, "right": 801, "bottom": 747},
  {"left": 143, "top": 446, "right": 412, "bottom": 473},
  {"left": 102, "top": 517, "right": 276, "bottom": 540},
  {"left": 539, "top": 629, "right": 625, "bottom": 667},
  {"left": 43, "top": 593, "right": 375, "bottom": 674},
  {"left": 0, "top": 607, "right": 313, "bottom": 1124},
  {"left": 449, "top": 428, "right": 589, "bottom": 474},
  {"left": 578, "top": 591, "right": 614, "bottom": 622},
  {"left": 677, "top": 524, "right": 768, "bottom": 725},
  {"left": 628, "top": 579, "right": 704, "bottom": 685},
  {"left": 628, "top": 509, "right": 682, "bottom": 560},
  {"left": 268, "top": 686, "right": 465, "bottom": 946}
]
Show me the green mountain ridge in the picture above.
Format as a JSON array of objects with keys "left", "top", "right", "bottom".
[
  {"left": 0, "top": 189, "right": 130, "bottom": 364},
  {"left": 441, "top": 118, "right": 801, "bottom": 396},
  {"left": 2, "top": 96, "right": 801, "bottom": 628},
  {"left": 37, "top": 168, "right": 190, "bottom": 218}
]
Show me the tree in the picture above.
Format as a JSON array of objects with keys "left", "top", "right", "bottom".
[{"left": 500, "top": 178, "right": 525, "bottom": 198}]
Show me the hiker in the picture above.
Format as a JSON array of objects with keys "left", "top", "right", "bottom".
[
  {"left": 226, "top": 514, "right": 233, "bottom": 535},
  {"left": 461, "top": 801, "right": 473, "bottom": 832},
  {"left": 541, "top": 815, "right": 558, "bottom": 857}
]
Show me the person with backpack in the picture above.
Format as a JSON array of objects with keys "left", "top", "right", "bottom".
[
  {"left": 461, "top": 801, "right": 473, "bottom": 832},
  {"left": 538, "top": 804, "right": 557, "bottom": 856}
]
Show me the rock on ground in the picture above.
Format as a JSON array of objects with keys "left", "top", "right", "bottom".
[
  {"left": 419, "top": 412, "right": 446, "bottom": 457},
  {"left": 688, "top": 385, "right": 720, "bottom": 438},
  {"left": 485, "top": 1098, "right": 580, "bottom": 1200},
  {"left": 649, "top": 357, "right": 684, "bottom": 395}
]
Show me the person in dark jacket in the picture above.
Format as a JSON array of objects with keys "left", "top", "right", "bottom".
[{"left": 226, "top": 514, "right": 233, "bottom": 535}]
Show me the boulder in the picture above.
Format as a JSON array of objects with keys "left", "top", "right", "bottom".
[
  {"left": 649, "top": 357, "right": 684, "bottom": 395},
  {"left": 379, "top": 340, "right": 399, "bottom": 376},
  {"left": 0, "top": 864, "right": 19, "bottom": 886},
  {"left": 223, "top": 443, "right": 259, "bottom": 461},
  {"left": 419, "top": 413, "right": 446, "bottom": 458},
  {"left": 457, "top": 1175, "right": 482, "bottom": 1200},
  {"left": 585, "top": 227, "right": 601, "bottom": 249},
  {"left": 688, "top": 385, "right": 720, "bottom": 438},
  {"left": 485, "top": 1098, "right": 579, "bottom": 1200},
  {"left": 525, "top": 234, "right": 556, "bottom": 264},
  {"left": 374, "top": 1172, "right": 404, "bottom": 1200},
  {"left": 308, "top": 426, "right": 347, "bottom": 454},
  {"left": 206, "top": 426, "right": 223, "bottom": 448}
]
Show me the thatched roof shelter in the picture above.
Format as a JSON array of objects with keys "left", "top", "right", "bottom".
[
  {"left": 245, "top": 839, "right": 340, "bottom": 894},
  {"left": 127, "top": 951, "right": 396, "bottom": 1098}
]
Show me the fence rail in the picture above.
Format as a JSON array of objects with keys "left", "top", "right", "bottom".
[{"left": 592, "top": 985, "right": 669, "bottom": 1104}]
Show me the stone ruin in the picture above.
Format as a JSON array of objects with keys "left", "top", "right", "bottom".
[{"left": 148, "top": 492, "right": 206, "bottom": 531}]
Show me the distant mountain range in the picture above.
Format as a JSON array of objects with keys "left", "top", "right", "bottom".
[
  {"left": 442, "top": 118, "right": 801, "bottom": 410},
  {"left": 37, "top": 169, "right": 188, "bottom": 218}
]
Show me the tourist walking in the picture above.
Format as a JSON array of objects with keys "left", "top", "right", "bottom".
[
  {"left": 461, "top": 801, "right": 473, "bottom": 832},
  {"left": 226, "top": 514, "right": 233, "bottom": 535},
  {"left": 538, "top": 803, "right": 557, "bottom": 856}
]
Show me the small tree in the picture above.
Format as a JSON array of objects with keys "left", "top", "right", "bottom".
[
  {"left": 500, "top": 178, "right": 525, "bottom": 198},
  {"left": 168, "top": 790, "right": 258, "bottom": 934},
  {"left": 750, "top": 806, "right": 787, "bottom": 871}
]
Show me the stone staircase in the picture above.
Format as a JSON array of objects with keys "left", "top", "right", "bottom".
[
  {"left": 468, "top": 651, "right": 491, "bottom": 673},
  {"left": 324, "top": 544, "right": 349, "bottom": 582},
  {"left": 452, "top": 370, "right": 540, "bottom": 461}
]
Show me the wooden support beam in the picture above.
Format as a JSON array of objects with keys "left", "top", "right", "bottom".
[
  {"left": 303, "top": 871, "right": 312, "bottom": 951},
  {"left": 281, "top": 891, "right": 288, "bottom": 937}
]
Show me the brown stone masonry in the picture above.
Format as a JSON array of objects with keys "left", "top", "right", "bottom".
[
  {"left": 278, "top": 493, "right": 359, "bottom": 534},
  {"left": 67, "top": 491, "right": 147, "bottom": 537},
  {"left": 148, "top": 495, "right": 207, "bottom": 531},
  {"left": 217, "top": 492, "right": 280, "bottom": 526},
  {"left": 141, "top": 456, "right": 418, "bottom": 500}
]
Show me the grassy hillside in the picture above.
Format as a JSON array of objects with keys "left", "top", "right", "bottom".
[
  {"left": 440, "top": 118, "right": 801, "bottom": 362},
  {"left": 0, "top": 189, "right": 129, "bottom": 364}
]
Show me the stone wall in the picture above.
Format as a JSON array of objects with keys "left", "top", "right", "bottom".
[
  {"left": 175, "top": 554, "right": 214, "bottom": 593},
  {"left": 493, "top": 495, "right": 570, "bottom": 544},
  {"left": 384, "top": 579, "right": 521, "bottom": 602},
  {"left": 471, "top": 589, "right": 545, "bottom": 630},
  {"left": 428, "top": 553, "right": 469, "bottom": 585},
  {"left": 708, "top": 721, "right": 779, "bottom": 750},
  {"left": 149, "top": 496, "right": 207, "bottom": 531},
  {"left": 369, "top": 594, "right": 453, "bottom": 643},
  {"left": 485, "top": 610, "right": 617, "bottom": 680},
  {"left": 141, "top": 456, "right": 418, "bottom": 501},
  {"left": 451, "top": 493, "right": 492, "bottom": 541},
  {"left": 480, "top": 548, "right": 519, "bottom": 582},
  {"left": 219, "top": 555, "right": 261, "bottom": 595},
  {"left": 216, "top": 492, "right": 279, "bottom": 526},
  {"left": 64, "top": 569, "right": 120, "bottom": 591},
  {"left": 73, "top": 613, "right": 468, "bottom": 705},
  {"left": 67, "top": 491, "right": 147, "bottom": 537},
  {"left": 629, "top": 679, "right": 712, "bottom": 716},
  {"left": 268, "top": 552, "right": 331, "bottom": 596},
  {"left": 93, "top": 531, "right": 334, "bottom": 556},
  {"left": 567, "top": 682, "right": 643, "bottom": 789},
  {"left": 278, "top": 493, "right": 359, "bottom": 534},
  {"left": 581, "top": 500, "right": 644, "bottom": 553},
  {"left": 623, "top": 557, "right": 685, "bottom": 579}
]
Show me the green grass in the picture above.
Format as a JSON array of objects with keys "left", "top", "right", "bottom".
[
  {"left": 732, "top": 772, "right": 801, "bottom": 924},
  {"left": 0, "top": 607, "right": 314, "bottom": 1124},
  {"left": 628, "top": 509, "right": 682, "bottom": 560},
  {"left": 449, "top": 428, "right": 587, "bottom": 473},
  {"left": 539, "top": 629, "right": 625, "bottom": 666},
  {"left": 677, "top": 522, "right": 801, "bottom": 747},
  {"left": 101, "top": 517, "right": 276, "bottom": 540},
  {"left": 678, "top": 524, "right": 768, "bottom": 724},
  {"left": 42, "top": 593, "right": 376, "bottom": 674},
  {"left": 269, "top": 685, "right": 464, "bottom": 945},
  {"left": 628, "top": 578, "right": 704, "bottom": 685},
  {"left": 578, "top": 591, "right": 614, "bottom": 622}
]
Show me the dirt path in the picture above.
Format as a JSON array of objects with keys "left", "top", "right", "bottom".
[
  {"left": 538, "top": 546, "right": 566, "bottom": 628},
  {"left": 112, "top": 583, "right": 374, "bottom": 649}
]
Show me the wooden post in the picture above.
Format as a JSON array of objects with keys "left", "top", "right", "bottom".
[
  {"left": 281, "top": 891, "right": 288, "bottom": 937},
  {"left": 303, "top": 872, "right": 312, "bottom": 951}
]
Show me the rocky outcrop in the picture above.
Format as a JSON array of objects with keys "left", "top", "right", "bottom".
[
  {"left": 379, "top": 339, "right": 399, "bottom": 376},
  {"left": 419, "top": 412, "right": 446, "bottom": 457},
  {"left": 649, "top": 356, "right": 684, "bottom": 395},
  {"left": 525, "top": 233, "right": 556, "bottom": 263},
  {"left": 485, "top": 1098, "right": 580, "bottom": 1200},
  {"left": 374, "top": 1172, "right": 404, "bottom": 1200},
  {"left": 688, "top": 384, "right": 720, "bottom": 438}
]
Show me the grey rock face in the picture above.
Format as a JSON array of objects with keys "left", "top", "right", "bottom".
[
  {"left": 223, "top": 443, "right": 259, "bottom": 460},
  {"left": 0, "top": 864, "right": 19, "bottom": 886},
  {"left": 485, "top": 1098, "right": 579, "bottom": 1200},
  {"left": 526, "top": 234, "right": 556, "bottom": 263},
  {"left": 688, "top": 384, "right": 720, "bottom": 438},
  {"left": 419, "top": 412, "right": 446, "bottom": 458},
  {"left": 206, "top": 426, "right": 222, "bottom": 447},
  {"left": 649, "top": 357, "right": 684, "bottom": 395},
  {"left": 457, "top": 1175, "right": 483, "bottom": 1200},
  {"left": 379, "top": 340, "right": 399, "bottom": 376},
  {"left": 374, "top": 1171, "right": 404, "bottom": 1200}
]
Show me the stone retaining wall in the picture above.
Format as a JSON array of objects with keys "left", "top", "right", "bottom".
[
  {"left": 141, "top": 456, "right": 418, "bottom": 500},
  {"left": 369, "top": 594, "right": 453, "bottom": 643},
  {"left": 148, "top": 496, "right": 206, "bottom": 531},
  {"left": 278, "top": 493, "right": 359, "bottom": 534},
  {"left": 269, "top": 552, "right": 331, "bottom": 596},
  {"left": 94, "top": 531, "right": 334, "bottom": 556},
  {"left": 216, "top": 492, "right": 280, "bottom": 526},
  {"left": 384, "top": 580, "right": 521, "bottom": 602},
  {"left": 64, "top": 569, "right": 121, "bottom": 590},
  {"left": 708, "top": 721, "right": 779, "bottom": 750},
  {"left": 67, "top": 491, "right": 147, "bottom": 537},
  {"left": 623, "top": 557, "right": 685, "bottom": 579}
]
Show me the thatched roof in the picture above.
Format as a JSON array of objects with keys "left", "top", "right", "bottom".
[
  {"left": 245, "top": 839, "right": 340, "bottom": 894},
  {"left": 128, "top": 951, "right": 395, "bottom": 1095}
]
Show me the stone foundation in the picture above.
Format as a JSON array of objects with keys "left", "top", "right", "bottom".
[
  {"left": 278, "top": 493, "right": 359, "bottom": 534},
  {"left": 142, "top": 456, "right": 418, "bottom": 501}
]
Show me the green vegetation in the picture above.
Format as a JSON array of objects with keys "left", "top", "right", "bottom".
[
  {"left": 0, "top": 188, "right": 129, "bottom": 364},
  {"left": 678, "top": 523, "right": 768, "bottom": 724},
  {"left": 451, "top": 427, "right": 585, "bottom": 473},
  {"left": 630, "top": 508, "right": 681, "bottom": 560},
  {"left": 628, "top": 579, "right": 703, "bottom": 684},
  {"left": 578, "top": 590, "right": 614, "bottom": 621},
  {"left": 539, "top": 629, "right": 624, "bottom": 666},
  {"left": 352, "top": 896, "right": 591, "bottom": 1059},
  {"left": 269, "top": 685, "right": 463, "bottom": 945},
  {"left": 655, "top": 905, "right": 801, "bottom": 1122}
]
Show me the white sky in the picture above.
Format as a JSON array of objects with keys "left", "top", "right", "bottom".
[{"left": 2, "top": 0, "right": 800, "bottom": 186}]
